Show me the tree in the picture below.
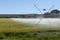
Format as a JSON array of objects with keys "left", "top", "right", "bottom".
[
  {"left": 50, "top": 9, "right": 60, "bottom": 14},
  {"left": 43, "top": 9, "right": 60, "bottom": 18},
  {"left": 43, "top": 12, "right": 50, "bottom": 18}
]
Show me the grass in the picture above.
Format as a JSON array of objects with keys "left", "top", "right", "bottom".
[
  {"left": 0, "top": 18, "right": 60, "bottom": 40},
  {"left": 0, "top": 18, "right": 60, "bottom": 32},
  {"left": 0, "top": 18, "right": 41, "bottom": 32},
  {"left": 0, "top": 18, "right": 51, "bottom": 32}
]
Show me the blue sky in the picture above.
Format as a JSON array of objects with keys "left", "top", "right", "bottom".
[{"left": 0, "top": 0, "right": 60, "bottom": 14}]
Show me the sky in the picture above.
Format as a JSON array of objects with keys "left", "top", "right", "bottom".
[{"left": 0, "top": 0, "right": 60, "bottom": 14}]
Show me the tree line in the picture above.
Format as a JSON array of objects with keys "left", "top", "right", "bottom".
[{"left": 43, "top": 9, "right": 60, "bottom": 18}]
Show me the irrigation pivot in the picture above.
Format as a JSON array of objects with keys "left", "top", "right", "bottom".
[
  {"left": 48, "top": 5, "right": 55, "bottom": 12},
  {"left": 34, "top": 4, "right": 55, "bottom": 25},
  {"left": 34, "top": 4, "right": 43, "bottom": 24}
]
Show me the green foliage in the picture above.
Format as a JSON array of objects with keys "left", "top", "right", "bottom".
[
  {"left": 0, "top": 32, "right": 60, "bottom": 40},
  {"left": 43, "top": 9, "right": 60, "bottom": 18},
  {"left": 50, "top": 9, "right": 60, "bottom": 14},
  {"left": 0, "top": 18, "right": 60, "bottom": 40}
]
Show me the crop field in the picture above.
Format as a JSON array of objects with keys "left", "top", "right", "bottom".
[
  {"left": 11, "top": 18, "right": 60, "bottom": 26},
  {"left": 0, "top": 18, "right": 60, "bottom": 40}
]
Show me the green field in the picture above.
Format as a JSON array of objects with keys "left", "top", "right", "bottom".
[{"left": 0, "top": 18, "right": 60, "bottom": 40}]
